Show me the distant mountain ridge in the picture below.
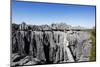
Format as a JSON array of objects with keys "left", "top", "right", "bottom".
[{"left": 12, "top": 22, "right": 86, "bottom": 31}]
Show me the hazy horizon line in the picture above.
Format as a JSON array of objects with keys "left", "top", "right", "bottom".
[{"left": 12, "top": 21, "right": 95, "bottom": 29}]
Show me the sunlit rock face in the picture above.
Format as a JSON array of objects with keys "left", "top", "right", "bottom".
[{"left": 11, "top": 23, "right": 92, "bottom": 66}]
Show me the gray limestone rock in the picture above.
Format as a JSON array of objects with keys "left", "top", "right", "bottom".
[{"left": 11, "top": 23, "right": 92, "bottom": 66}]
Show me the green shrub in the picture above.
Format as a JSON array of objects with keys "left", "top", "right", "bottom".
[{"left": 89, "top": 28, "right": 96, "bottom": 61}]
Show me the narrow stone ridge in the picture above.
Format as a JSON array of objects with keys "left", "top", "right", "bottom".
[
  {"left": 63, "top": 31, "right": 75, "bottom": 62},
  {"left": 11, "top": 23, "right": 92, "bottom": 66}
]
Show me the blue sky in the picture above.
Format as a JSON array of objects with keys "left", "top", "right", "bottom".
[{"left": 12, "top": 0, "right": 96, "bottom": 28}]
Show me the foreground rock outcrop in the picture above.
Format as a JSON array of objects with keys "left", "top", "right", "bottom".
[{"left": 11, "top": 23, "right": 92, "bottom": 66}]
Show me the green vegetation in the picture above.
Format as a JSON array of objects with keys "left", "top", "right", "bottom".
[{"left": 89, "top": 28, "right": 96, "bottom": 61}]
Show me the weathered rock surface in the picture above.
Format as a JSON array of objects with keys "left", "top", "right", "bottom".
[{"left": 11, "top": 23, "right": 92, "bottom": 66}]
